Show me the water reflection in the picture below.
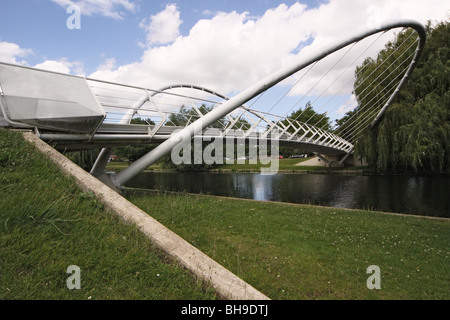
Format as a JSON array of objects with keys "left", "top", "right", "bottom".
[{"left": 127, "top": 172, "right": 449, "bottom": 217}]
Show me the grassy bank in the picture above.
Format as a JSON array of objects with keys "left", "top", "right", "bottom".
[
  {"left": 216, "top": 158, "right": 314, "bottom": 172},
  {"left": 214, "top": 158, "right": 368, "bottom": 173},
  {"left": 2, "top": 128, "right": 448, "bottom": 300},
  {"left": 129, "top": 191, "right": 450, "bottom": 300},
  {"left": 0, "top": 129, "right": 216, "bottom": 300},
  {"left": 106, "top": 158, "right": 367, "bottom": 173}
]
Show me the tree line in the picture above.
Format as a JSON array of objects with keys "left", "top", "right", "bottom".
[{"left": 348, "top": 21, "right": 449, "bottom": 173}]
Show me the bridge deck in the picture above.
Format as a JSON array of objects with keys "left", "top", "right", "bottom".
[
  {"left": 35, "top": 122, "right": 348, "bottom": 155},
  {"left": 0, "top": 62, "right": 353, "bottom": 156}
]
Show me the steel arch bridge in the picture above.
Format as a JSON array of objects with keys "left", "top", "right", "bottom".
[{"left": 0, "top": 20, "right": 426, "bottom": 192}]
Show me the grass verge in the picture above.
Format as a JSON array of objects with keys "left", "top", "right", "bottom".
[
  {"left": 0, "top": 129, "right": 216, "bottom": 300},
  {"left": 107, "top": 158, "right": 367, "bottom": 173},
  {"left": 3, "top": 128, "right": 448, "bottom": 300},
  {"left": 128, "top": 191, "right": 450, "bottom": 300}
]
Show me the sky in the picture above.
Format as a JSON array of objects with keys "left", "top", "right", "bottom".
[{"left": 0, "top": 0, "right": 448, "bottom": 123}]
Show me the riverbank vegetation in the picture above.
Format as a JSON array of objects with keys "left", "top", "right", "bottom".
[
  {"left": 349, "top": 21, "right": 449, "bottom": 174},
  {"left": 106, "top": 157, "right": 307, "bottom": 171},
  {"left": 105, "top": 157, "right": 367, "bottom": 173},
  {"left": 0, "top": 129, "right": 216, "bottom": 299}
]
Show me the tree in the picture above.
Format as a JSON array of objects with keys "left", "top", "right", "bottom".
[
  {"left": 114, "top": 117, "right": 158, "bottom": 161},
  {"left": 65, "top": 149, "right": 101, "bottom": 171},
  {"left": 168, "top": 104, "right": 226, "bottom": 129},
  {"left": 283, "top": 101, "right": 332, "bottom": 131},
  {"left": 275, "top": 102, "right": 332, "bottom": 156},
  {"left": 129, "top": 117, "right": 155, "bottom": 125},
  {"left": 228, "top": 116, "right": 252, "bottom": 131},
  {"left": 162, "top": 104, "right": 226, "bottom": 170},
  {"left": 352, "top": 21, "right": 449, "bottom": 173}
]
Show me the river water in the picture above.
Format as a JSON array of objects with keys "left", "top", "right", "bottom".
[{"left": 126, "top": 171, "right": 449, "bottom": 218}]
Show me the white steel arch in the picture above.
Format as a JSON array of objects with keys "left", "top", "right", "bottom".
[{"left": 110, "top": 19, "right": 426, "bottom": 190}]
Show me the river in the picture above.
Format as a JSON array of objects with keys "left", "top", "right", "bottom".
[{"left": 126, "top": 171, "right": 449, "bottom": 218}]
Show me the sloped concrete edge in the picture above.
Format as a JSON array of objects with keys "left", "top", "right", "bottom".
[{"left": 23, "top": 132, "right": 270, "bottom": 300}]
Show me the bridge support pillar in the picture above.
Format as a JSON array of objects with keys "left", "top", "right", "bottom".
[
  {"left": 338, "top": 148, "right": 354, "bottom": 166},
  {"left": 303, "top": 153, "right": 347, "bottom": 167},
  {"left": 315, "top": 153, "right": 330, "bottom": 165},
  {"left": 90, "top": 147, "right": 113, "bottom": 177},
  {"left": 96, "top": 172, "right": 125, "bottom": 194},
  {"left": 90, "top": 147, "right": 127, "bottom": 193}
]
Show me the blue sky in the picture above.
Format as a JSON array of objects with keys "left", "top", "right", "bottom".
[
  {"left": 1, "top": 0, "right": 446, "bottom": 77},
  {"left": 0, "top": 0, "right": 320, "bottom": 74},
  {"left": 0, "top": 0, "right": 448, "bottom": 122}
]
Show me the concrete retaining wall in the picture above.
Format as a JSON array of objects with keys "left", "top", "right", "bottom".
[
  {"left": 298, "top": 154, "right": 367, "bottom": 167},
  {"left": 23, "top": 132, "right": 269, "bottom": 300}
]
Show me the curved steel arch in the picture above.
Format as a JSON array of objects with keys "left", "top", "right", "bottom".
[
  {"left": 150, "top": 83, "right": 262, "bottom": 116},
  {"left": 151, "top": 84, "right": 230, "bottom": 101},
  {"left": 122, "top": 84, "right": 231, "bottom": 124},
  {"left": 147, "top": 84, "right": 355, "bottom": 153},
  {"left": 149, "top": 84, "right": 259, "bottom": 123},
  {"left": 111, "top": 19, "right": 426, "bottom": 188},
  {"left": 139, "top": 20, "right": 426, "bottom": 131}
]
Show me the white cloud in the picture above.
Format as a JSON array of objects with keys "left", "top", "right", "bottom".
[
  {"left": 50, "top": 0, "right": 137, "bottom": 20},
  {"left": 0, "top": 42, "right": 83, "bottom": 76},
  {"left": 201, "top": 9, "right": 214, "bottom": 16},
  {"left": 97, "top": 57, "right": 116, "bottom": 71},
  {"left": 90, "top": 0, "right": 447, "bottom": 106},
  {"left": 34, "top": 58, "right": 84, "bottom": 75},
  {"left": 140, "top": 4, "right": 182, "bottom": 46},
  {"left": 91, "top": 3, "right": 312, "bottom": 93},
  {"left": 0, "top": 41, "right": 85, "bottom": 76},
  {"left": 0, "top": 41, "right": 32, "bottom": 65},
  {"left": 337, "top": 95, "right": 358, "bottom": 115},
  {"left": 1, "top": 0, "right": 441, "bottom": 125}
]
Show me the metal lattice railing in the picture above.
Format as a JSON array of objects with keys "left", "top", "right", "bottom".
[{"left": 86, "top": 80, "right": 354, "bottom": 153}]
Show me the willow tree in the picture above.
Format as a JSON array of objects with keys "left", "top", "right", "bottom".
[{"left": 351, "top": 21, "right": 449, "bottom": 173}]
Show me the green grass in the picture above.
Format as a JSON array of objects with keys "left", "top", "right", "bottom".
[
  {"left": 128, "top": 191, "right": 450, "bottom": 300},
  {"left": 0, "top": 129, "right": 216, "bottom": 300},
  {"left": 3, "top": 128, "right": 448, "bottom": 300},
  {"left": 217, "top": 158, "right": 309, "bottom": 171},
  {"left": 216, "top": 158, "right": 369, "bottom": 172},
  {"left": 106, "top": 158, "right": 364, "bottom": 172},
  {"left": 106, "top": 161, "right": 163, "bottom": 170}
]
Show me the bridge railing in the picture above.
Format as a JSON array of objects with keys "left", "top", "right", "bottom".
[{"left": 87, "top": 79, "right": 354, "bottom": 153}]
